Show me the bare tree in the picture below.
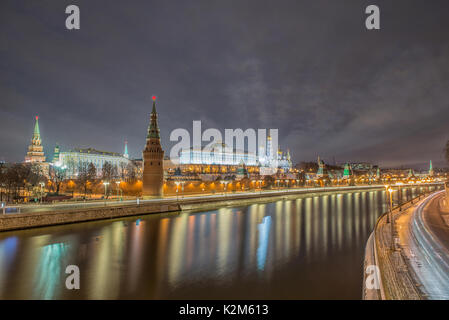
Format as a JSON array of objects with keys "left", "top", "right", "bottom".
[
  {"left": 49, "top": 165, "right": 66, "bottom": 195},
  {"left": 124, "top": 162, "right": 137, "bottom": 182},
  {"left": 77, "top": 162, "right": 97, "bottom": 197},
  {"left": 102, "top": 162, "right": 117, "bottom": 198},
  {"left": 102, "top": 161, "right": 117, "bottom": 182},
  {"left": 119, "top": 162, "right": 127, "bottom": 181},
  {"left": 0, "top": 163, "right": 45, "bottom": 203},
  {"left": 88, "top": 163, "right": 97, "bottom": 180},
  {"left": 0, "top": 162, "right": 6, "bottom": 203}
]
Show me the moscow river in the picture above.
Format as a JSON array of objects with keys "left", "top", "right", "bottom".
[{"left": 0, "top": 185, "right": 440, "bottom": 299}]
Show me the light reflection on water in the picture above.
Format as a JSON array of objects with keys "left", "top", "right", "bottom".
[{"left": 0, "top": 186, "right": 439, "bottom": 299}]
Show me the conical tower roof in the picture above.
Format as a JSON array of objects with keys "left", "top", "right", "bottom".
[
  {"left": 147, "top": 96, "right": 160, "bottom": 139},
  {"left": 124, "top": 140, "right": 129, "bottom": 158},
  {"left": 33, "top": 116, "right": 41, "bottom": 140}
]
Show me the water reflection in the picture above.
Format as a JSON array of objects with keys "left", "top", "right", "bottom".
[{"left": 0, "top": 186, "right": 440, "bottom": 299}]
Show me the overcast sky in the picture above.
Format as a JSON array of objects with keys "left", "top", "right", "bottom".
[{"left": 1, "top": 0, "right": 448, "bottom": 168}]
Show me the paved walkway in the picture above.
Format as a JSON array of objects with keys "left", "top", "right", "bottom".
[
  {"left": 397, "top": 191, "right": 449, "bottom": 299},
  {"left": 374, "top": 201, "right": 422, "bottom": 299}
]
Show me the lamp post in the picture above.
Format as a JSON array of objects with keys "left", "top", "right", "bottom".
[
  {"left": 115, "top": 181, "right": 121, "bottom": 201},
  {"left": 175, "top": 181, "right": 180, "bottom": 201},
  {"left": 103, "top": 182, "right": 109, "bottom": 202},
  {"left": 258, "top": 179, "right": 263, "bottom": 195},
  {"left": 384, "top": 185, "right": 390, "bottom": 223},
  {"left": 220, "top": 180, "right": 229, "bottom": 196},
  {"left": 181, "top": 181, "right": 185, "bottom": 199},
  {"left": 396, "top": 182, "right": 404, "bottom": 211},
  {"left": 39, "top": 182, "right": 45, "bottom": 204},
  {"left": 388, "top": 187, "right": 395, "bottom": 250}
]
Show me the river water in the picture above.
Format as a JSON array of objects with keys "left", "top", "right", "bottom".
[{"left": 0, "top": 185, "right": 440, "bottom": 299}]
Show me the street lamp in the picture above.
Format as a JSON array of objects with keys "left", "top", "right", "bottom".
[
  {"left": 384, "top": 185, "right": 390, "bottom": 223},
  {"left": 220, "top": 180, "right": 229, "bottom": 196},
  {"left": 396, "top": 182, "right": 404, "bottom": 211},
  {"left": 258, "top": 179, "right": 263, "bottom": 195},
  {"left": 39, "top": 182, "right": 45, "bottom": 204},
  {"left": 178, "top": 181, "right": 185, "bottom": 199},
  {"left": 115, "top": 181, "right": 121, "bottom": 201},
  {"left": 103, "top": 182, "right": 109, "bottom": 201},
  {"left": 388, "top": 187, "right": 395, "bottom": 250},
  {"left": 175, "top": 181, "right": 180, "bottom": 201}
]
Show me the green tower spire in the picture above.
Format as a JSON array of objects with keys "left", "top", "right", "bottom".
[
  {"left": 33, "top": 116, "right": 41, "bottom": 140},
  {"left": 124, "top": 140, "right": 129, "bottom": 159},
  {"left": 147, "top": 96, "right": 160, "bottom": 139},
  {"left": 317, "top": 156, "right": 324, "bottom": 176}
]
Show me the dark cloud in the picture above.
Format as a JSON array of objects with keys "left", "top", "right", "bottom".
[{"left": 1, "top": 0, "right": 448, "bottom": 168}]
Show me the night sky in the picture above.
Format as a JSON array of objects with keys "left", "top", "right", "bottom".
[{"left": 1, "top": 0, "right": 449, "bottom": 168}]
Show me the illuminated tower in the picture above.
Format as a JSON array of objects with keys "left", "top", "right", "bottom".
[
  {"left": 124, "top": 140, "right": 129, "bottom": 159},
  {"left": 142, "top": 96, "right": 164, "bottom": 197},
  {"left": 267, "top": 133, "right": 273, "bottom": 161},
  {"left": 317, "top": 156, "right": 324, "bottom": 177},
  {"left": 429, "top": 160, "right": 434, "bottom": 176},
  {"left": 25, "top": 116, "right": 46, "bottom": 163},
  {"left": 343, "top": 163, "right": 352, "bottom": 179},
  {"left": 286, "top": 149, "right": 292, "bottom": 168},
  {"left": 258, "top": 144, "right": 266, "bottom": 165},
  {"left": 52, "top": 144, "right": 60, "bottom": 163}
]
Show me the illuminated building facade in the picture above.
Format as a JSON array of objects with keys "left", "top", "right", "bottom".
[
  {"left": 179, "top": 142, "right": 258, "bottom": 166},
  {"left": 258, "top": 133, "right": 292, "bottom": 174},
  {"left": 54, "top": 146, "right": 130, "bottom": 178},
  {"left": 176, "top": 134, "right": 292, "bottom": 176}
]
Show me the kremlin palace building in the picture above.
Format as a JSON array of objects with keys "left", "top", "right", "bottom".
[{"left": 24, "top": 109, "right": 294, "bottom": 184}]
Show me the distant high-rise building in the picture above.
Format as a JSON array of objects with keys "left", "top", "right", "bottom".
[
  {"left": 142, "top": 96, "right": 164, "bottom": 197},
  {"left": 25, "top": 116, "right": 46, "bottom": 163},
  {"left": 429, "top": 160, "right": 434, "bottom": 176}
]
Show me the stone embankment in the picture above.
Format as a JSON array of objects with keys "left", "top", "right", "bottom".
[{"left": 0, "top": 185, "right": 386, "bottom": 232}]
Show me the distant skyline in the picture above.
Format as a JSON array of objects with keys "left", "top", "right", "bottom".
[{"left": 1, "top": 1, "right": 449, "bottom": 169}]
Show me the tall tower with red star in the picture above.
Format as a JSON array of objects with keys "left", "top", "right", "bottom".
[
  {"left": 142, "top": 96, "right": 164, "bottom": 197},
  {"left": 25, "top": 116, "right": 46, "bottom": 163}
]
